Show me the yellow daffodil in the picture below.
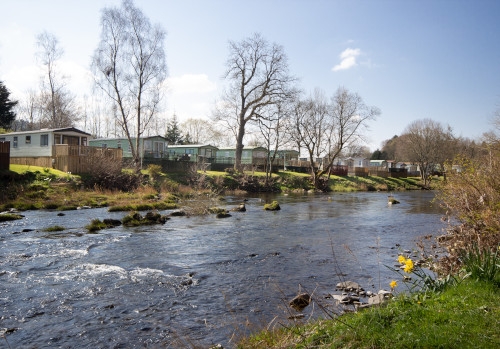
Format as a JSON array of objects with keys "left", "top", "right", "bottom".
[
  {"left": 390, "top": 280, "right": 398, "bottom": 289},
  {"left": 404, "top": 259, "right": 414, "bottom": 273},
  {"left": 398, "top": 255, "right": 406, "bottom": 264}
]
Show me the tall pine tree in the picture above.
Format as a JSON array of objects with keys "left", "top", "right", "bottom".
[
  {"left": 165, "top": 114, "right": 184, "bottom": 144},
  {"left": 0, "top": 81, "right": 18, "bottom": 129}
]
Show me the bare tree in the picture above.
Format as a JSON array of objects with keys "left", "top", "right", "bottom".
[
  {"left": 180, "top": 118, "right": 222, "bottom": 145},
  {"left": 288, "top": 91, "right": 329, "bottom": 186},
  {"left": 17, "top": 89, "right": 41, "bottom": 130},
  {"left": 320, "top": 87, "right": 380, "bottom": 181},
  {"left": 257, "top": 102, "right": 290, "bottom": 181},
  {"left": 92, "top": 0, "right": 167, "bottom": 168},
  {"left": 36, "top": 31, "right": 79, "bottom": 128},
  {"left": 399, "top": 119, "right": 455, "bottom": 186},
  {"left": 215, "top": 33, "right": 296, "bottom": 170},
  {"left": 290, "top": 87, "right": 378, "bottom": 188}
]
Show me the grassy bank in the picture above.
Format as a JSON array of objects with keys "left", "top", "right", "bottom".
[
  {"left": 239, "top": 278, "right": 499, "bottom": 348},
  {"left": 0, "top": 165, "right": 184, "bottom": 211},
  {"left": 201, "top": 169, "right": 433, "bottom": 193},
  {"left": 0, "top": 165, "right": 434, "bottom": 211}
]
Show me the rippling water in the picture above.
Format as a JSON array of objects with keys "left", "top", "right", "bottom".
[{"left": 0, "top": 191, "right": 445, "bottom": 348}]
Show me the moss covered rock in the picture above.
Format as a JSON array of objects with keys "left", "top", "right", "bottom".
[
  {"left": 0, "top": 213, "right": 24, "bottom": 222},
  {"left": 263, "top": 201, "right": 281, "bottom": 211},
  {"left": 122, "top": 211, "right": 169, "bottom": 227}
]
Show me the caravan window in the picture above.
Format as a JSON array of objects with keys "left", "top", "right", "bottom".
[
  {"left": 13, "top": 137, "right": 18, "bottom": 148},
  {"left": 40, "top": 134, "right": 49, "bottom": 146},
  {"left": 25, "top": 136, "right": 31, "bottom": 144}
]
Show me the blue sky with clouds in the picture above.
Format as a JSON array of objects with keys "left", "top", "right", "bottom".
[{"left": 1, "top": 0, "right": 499, "bottom": 149}]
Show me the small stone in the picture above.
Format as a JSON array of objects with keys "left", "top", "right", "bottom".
[
  {"left": 289, "top": 293, "right": 311, "bottom": 311},
  {"left": 336, "top": 281, "right": 364, "bottom": 292}
]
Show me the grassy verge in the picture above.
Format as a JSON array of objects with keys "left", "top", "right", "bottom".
[
  {"left": 0, "top": 165, "right": 187, "bottom": 211},
  {"left": 1, "top": 165, "right": 434, "bottom": 212},
  {"left": 239, "top": 278, "right": 499, "bottom": 348},
  {"left": 201, "top": 170, "right": 433, "bottom": 193}
]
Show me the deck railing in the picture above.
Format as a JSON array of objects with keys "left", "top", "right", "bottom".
[{"left": 53, "top": 145, "right": 122, "bottom": 159}]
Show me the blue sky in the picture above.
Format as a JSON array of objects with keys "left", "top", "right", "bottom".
[{"left": 1, "top": 0, "right": 499, "bottom": 150}]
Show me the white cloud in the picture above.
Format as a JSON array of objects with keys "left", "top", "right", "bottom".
[
  {"left": 166, "top": 74, "right": 216, "bottom": 94},
  {"left": 332, "top": 48, "right": 362, "bottom": 72},
  {"left": 164, "top": 74, "right": 218, "bottom": 120}
]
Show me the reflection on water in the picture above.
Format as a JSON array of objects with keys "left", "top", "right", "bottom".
[{"left": 0, "top": 191, "right": 445, "bottom": 347}]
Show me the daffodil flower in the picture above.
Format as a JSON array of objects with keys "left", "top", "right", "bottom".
[
  {"left": 398, "top": 255, "right": 406, "bottom": 264},
  {"left": 404, "top": 259, "right": 414, "bottom": 273},
  {"left": 390, "top": 280, "right": 398, "bottom": 289}
]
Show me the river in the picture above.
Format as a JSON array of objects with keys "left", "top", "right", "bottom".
[{"left": 0, "top": 191, "right": 445, "bottom": 348}]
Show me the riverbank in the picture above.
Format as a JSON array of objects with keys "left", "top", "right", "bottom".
[
  {"left": 238, "top": 277, "right": 499, "bottom": 348},
  {"left": 0, "top": 165, "right": 435, "bottom": 211}
]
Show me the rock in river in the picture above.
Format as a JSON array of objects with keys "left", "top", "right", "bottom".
[{"left": 289, "top": 293, "right": 311, "bottom": 311}]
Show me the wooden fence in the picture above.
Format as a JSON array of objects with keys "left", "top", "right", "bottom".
[
  {"left": 0, "top": 141, "right": 10, "bottom": 170},
  {"left": 330, "top": 165, "right": 348, "bottom": 176},
  {"left": 353, "top": 167, "right": 370, "bottom": 177},
  {"left": 10, "top": 145, "right": 122, "bottom": 174}
]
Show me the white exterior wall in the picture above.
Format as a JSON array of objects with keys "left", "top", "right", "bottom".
[{"left": 1, "top": 131, "right": 53, "bottom": 157}]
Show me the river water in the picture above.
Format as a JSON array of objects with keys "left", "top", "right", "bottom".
[{"left": 0, "top": 191, "right": 445, "bottom": 348}]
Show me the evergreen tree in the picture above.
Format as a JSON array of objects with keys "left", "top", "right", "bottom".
[
  {"left": 0, "top": 81, "right": 18, "bottom": 129},
  {"left": 165, "top": 114, "right": 184, "bottom": 144}
]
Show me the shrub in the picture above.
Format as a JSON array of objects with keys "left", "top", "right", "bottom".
[
  {"left": 437, "top": 144, "right": 500, "bottom": 274},
  {"left": 147, "top": 164, "right": 162, "bottom": 181},
  {"left": 80, "top": 150, "right": 141, "bottom": 191},
  {"left": 57, "top": 205, "right": 78, "bottom": 211},
  {"left": 43, "top": 203, "right": 60, "bottom": 210}
]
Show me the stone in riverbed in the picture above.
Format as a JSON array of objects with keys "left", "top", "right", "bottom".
[
  {"left": 169, "top": 210, "right": 187, "bottom": 217},
  {"left": 216, "top": 211, "right": 231, "bottom": 218},
  {"left": 230, "top": 203, "right": 246, "bottom": 212},
  {"left": 263, "top": 201, "right": 280, "bottom": 211},
  {"left": 336, "top": 281, "right": 364, "bottom": 292},
  {"left": 289, "top": 293, "right": 311, "bottom": 311}
]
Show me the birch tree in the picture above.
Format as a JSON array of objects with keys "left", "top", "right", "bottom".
[
  {"left": 92, "top": 0, "right": 167, "bottom": 168},
  {"left": 36, "top": 32, "right": 79, "bottom": 128}
]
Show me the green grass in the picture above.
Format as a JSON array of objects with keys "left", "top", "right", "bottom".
[
  {"left": 43, "top": 225, "right": 65, "bottom": 232},
  {"left": 0, "top": 213, "right": 24, "bottom": 221},
  {"left": 240, "top": 279, "right": 500, "bottom": 348},
  {"left": 200, "top": 170, "right": 426, "bottom": 192},
  {"left": 9, "top": 164, "right": 76, "bottom": 179}
]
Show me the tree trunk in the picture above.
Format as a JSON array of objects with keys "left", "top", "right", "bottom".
[{"left": 234, "top": 118, "right": 246, "bottom": 171}]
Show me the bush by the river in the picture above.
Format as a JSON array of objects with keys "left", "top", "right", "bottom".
[{"left": 437, "top": 143, "right": 500, "bottom": 274}]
